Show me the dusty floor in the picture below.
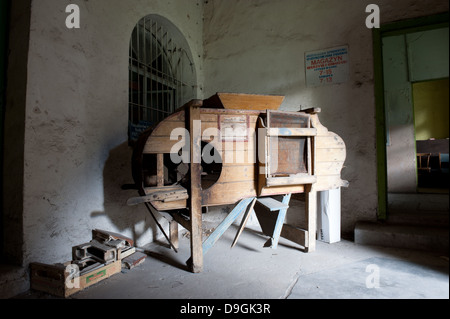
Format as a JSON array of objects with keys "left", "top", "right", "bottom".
[{"left": 16, "top": 224, "right": 449, "bottom": 301}]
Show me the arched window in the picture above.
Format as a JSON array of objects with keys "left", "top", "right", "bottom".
[{"left": 128, "top": 15, "right": 196, "bottom": 144}]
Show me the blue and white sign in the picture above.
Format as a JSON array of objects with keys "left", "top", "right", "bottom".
[{"left": 305, "top": 45, "right": 349, "bottom": 87}]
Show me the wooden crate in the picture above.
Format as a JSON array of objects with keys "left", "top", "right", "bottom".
[{"left": 30, "top": 260, "right": 121, "bottom": 298}]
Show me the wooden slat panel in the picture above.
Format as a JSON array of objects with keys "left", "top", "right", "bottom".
[
  {"left": 200, "top": 113, "right": 218, "bottom": 122},
  {"left": 218, "top": 165, "right": 256, "bottom": 182},
  {"left": 143, "top": 137, "right": 180, "bottom": 154},
  {"left": 316, "top": 148, "right": 346, "bottom": 162},
  {"left": 315, "top": 135, "right": 346, "bottom": 149},
  {"left": 151, "top": 121, "right": 186, "bottom": 137},
  {"left": 315, "top": 161, "right": 345, "bottom": 176},
  {"left": 164, "top": 110, "right": 185, "bottom": 122},
  {"left": 314, "top": 175, "right": 349, "bottom": 191},
  {"left": 221, "top": 148, "right": 257, "bottom": 165},
  {"left": 202, "top": 180, "right": 257, "bottom": 206}
]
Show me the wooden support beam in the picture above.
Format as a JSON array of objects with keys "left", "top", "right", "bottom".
[
  {"left": 231, "top": 198, "right": 257, "bottom": 248},
  {"left": 188, "top": 105, "right": 203, "bottom": 273},
  {"left": 280, "top": 224, "right": 307, "bottom": 248},
  {"left": 170, "top": 221, "right": 179, "bottom": 250},
  {"left": 202, "top": 197, "right": 255, "bottom": 255},
  {"left": 270, "top": 194, "right": 291, "bottom": 249},
  {"left": 305, "top": 185, "right": 317, "bottom": 252},
  {"left": 266, "top": 175, "right": 317, "bottom": 187}
]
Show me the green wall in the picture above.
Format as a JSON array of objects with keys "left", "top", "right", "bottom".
[{"left": 413, "top": 78, "right": 449, "bottom": 141}]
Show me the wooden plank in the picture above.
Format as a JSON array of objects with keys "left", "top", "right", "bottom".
[
  {"left": 143, "top": 184, "right": 187, "bottom": 194},
  {"left": 257, "top": 197, "right": 289, "bottom": 211},
  {"left": 202, "top": 180, "right": 257, "bottom": 206},
  {"left": 217, "top": 93, "right": 284, "bottom": 110},
  {"left": 150, "top": 199, "right": 187, "bottom": 211},
  {"left": 231, "top": 198, "right": 257, "bottom": 248},
  {"left": 266, "top": 175, "right": 317, "bottom": 187},
  {"left": 267, "top": 128, "right": 317, "bottom": 137},
  {"left": 280, "top": 224, "right": 307, "bottom": 247},
  {"left": 259, "top": 185, "right": 305, "bottom": 197}
]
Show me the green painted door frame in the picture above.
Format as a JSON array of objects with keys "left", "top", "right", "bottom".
[{"left": 372, "top": 12, "right": 449, "bottom": 220}]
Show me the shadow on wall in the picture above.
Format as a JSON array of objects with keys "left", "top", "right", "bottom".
[{"left": 89, "top": 142, "right": 162, "bottom": 247}]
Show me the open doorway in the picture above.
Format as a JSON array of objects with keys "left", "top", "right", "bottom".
[
  {"left": 413, "top": 78, "right": 449, "bottom": 192},
  {"left": 374, "top": 13, "right": 449, "bottom": 220}
]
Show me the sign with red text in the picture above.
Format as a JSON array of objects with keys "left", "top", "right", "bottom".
[{"left": 305, "top": 46, "right": 349, "bottom": 87}]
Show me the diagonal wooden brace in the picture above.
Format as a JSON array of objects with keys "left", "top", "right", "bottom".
[{"left": 202, "top": 197, "right": 256, "bottom": 255}]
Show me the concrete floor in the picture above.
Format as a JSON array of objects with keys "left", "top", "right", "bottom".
[{"left": 16, "top": 224, "right": 449, "bottom": 300}]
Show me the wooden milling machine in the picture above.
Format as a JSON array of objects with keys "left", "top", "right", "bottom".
[{"left": 128, "top": 93, "right": 348, "bottom": 273}]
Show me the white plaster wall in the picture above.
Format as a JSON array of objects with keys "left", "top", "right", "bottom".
[
  {"left": 23, "top": 0, "right": 204, "bottom": 264},
  {"left": 203, "top": 0, "right": 449, "bottom": 233}
]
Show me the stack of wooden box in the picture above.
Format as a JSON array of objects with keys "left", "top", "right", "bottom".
[{"left": 30, "top": 229, "right": 146, "bottom": 298}]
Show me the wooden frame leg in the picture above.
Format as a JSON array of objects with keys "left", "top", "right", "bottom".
[
  {"left": 188, "top": 105, "right": 203, "bottom": 273},
  {"left": 270, "top": 194, "right": 292, "bottom": 249},
  {"left": 305, "top": 186, "right": 317, "bottom": 252}
]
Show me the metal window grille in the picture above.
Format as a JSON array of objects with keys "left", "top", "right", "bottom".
[{"left": 129, "top": 17, "right": 195, "bottom": 143}]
